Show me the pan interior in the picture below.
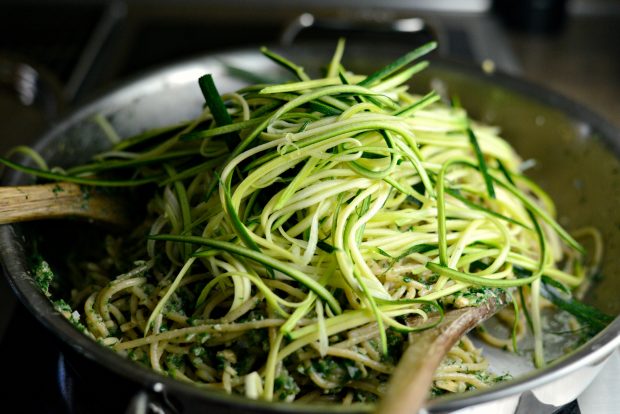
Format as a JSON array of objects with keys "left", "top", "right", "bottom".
[{"left": 5, "top": 44, "right": 620, "bottom": 412}]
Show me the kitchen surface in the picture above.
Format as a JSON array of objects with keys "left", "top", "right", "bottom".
[{"left": 0, "top": 1, "right": 619, "bottom": 413}]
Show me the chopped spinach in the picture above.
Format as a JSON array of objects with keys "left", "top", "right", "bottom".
[
  {"left": 32, "top": 255, "right": 55, "bottom": 297},
  {"left": 274, "top": 368, "right": 300, "bottom": 401},
  {"left": 452, "top": 286, "right": 506, "bottom": 307}
]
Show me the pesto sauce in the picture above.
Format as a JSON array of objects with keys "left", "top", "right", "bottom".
[{"left": 32, "top": 255, "right": 55, "bottom": 297}]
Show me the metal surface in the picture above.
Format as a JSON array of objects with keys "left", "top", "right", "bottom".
[{"left": 1, "top": 45, "right": 620, "bottom": 413}]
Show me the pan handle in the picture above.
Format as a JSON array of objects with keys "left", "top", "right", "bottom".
[{"left": 279, "top": 12, "right": 435, "bottom": 47}]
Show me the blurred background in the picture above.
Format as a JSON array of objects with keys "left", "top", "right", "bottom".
[
  {"left": 1, "top": 0, "right": 619, "bottom": 150},
  {"left": 0, "top": 0, "right": 618, "bottom": 413}
]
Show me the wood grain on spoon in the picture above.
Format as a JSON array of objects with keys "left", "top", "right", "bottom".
[
  {"left": 376, "top": 295, "right": 506, "bottom": 414},
  {"left": 0, "top": 182, "right": 129, "bottom": 227}
]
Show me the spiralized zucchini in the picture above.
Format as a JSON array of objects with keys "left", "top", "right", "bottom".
[{"left": 11, "top": 40, "right": 607, "bottom": 405}]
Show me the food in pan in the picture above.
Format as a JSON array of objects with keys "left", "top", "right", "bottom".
[{"left": 2, "top": 40, "right": 610, "bottom": 404}]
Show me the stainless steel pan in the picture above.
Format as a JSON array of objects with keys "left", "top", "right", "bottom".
[{"left": 1, "top": 43, "right": 619, "bottom": 414}]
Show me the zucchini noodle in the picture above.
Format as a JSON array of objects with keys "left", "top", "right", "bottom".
[{"left": 18, "top": 40, "right": 608, "bottom": 406}]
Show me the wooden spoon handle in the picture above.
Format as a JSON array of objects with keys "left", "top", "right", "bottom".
[
  {"left": 0, "top": 182, "right": 129, "bottom": 227},
  {"left": 376, "top": 298, "right": 504, "bottom": 414}
]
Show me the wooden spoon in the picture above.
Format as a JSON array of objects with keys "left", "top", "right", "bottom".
[
  {"left": 0, "top": 182, "right": 130, "bottom": 227},
  {"left": 376, "top": 294, "right": 506, "bottom": 414}
]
